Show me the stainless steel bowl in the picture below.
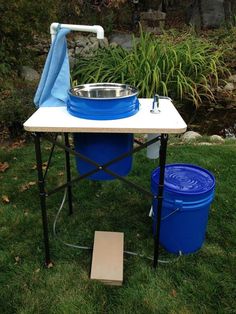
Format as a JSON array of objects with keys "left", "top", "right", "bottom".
[{"left": 69, "top": 83, "right": 138, "bottom": 100}]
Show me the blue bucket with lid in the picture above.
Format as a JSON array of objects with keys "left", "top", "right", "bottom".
[{"left": 151, "top": 163, "right": 216, "bottom": 254}]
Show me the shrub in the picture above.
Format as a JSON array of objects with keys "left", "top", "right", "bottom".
[
  {"left": 0, "top": 81, "right": 36, "bottom": 137},
  {"left": 207, "top": 26, "right": 236, "bottom": 70},
  {"left": 0, "top": 0, "right": 57, "bottom": 76},
  {"left": 72, "top": 29, "right": 229, "bottom": 107}
]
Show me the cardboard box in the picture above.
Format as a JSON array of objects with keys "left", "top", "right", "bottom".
[{"left": 90, "top": 231, "right": 124, "bottom": 286}]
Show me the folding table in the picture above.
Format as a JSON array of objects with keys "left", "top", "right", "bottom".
[{"left": 23, "top": 97, "right": 187, "bottom": 268}]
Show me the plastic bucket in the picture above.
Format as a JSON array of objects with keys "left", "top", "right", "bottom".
[
  {"left": 74, "top": 133, "right": 133, "bottom": 180},
  {"left": 151, "top": 164, "right": 215, "bottom": 254},
  {"left": 67, "top": 83, "right": 139, "bottom": 120},
  {"left": 68, "top": 84, "right": 139, "bottom": 180}
]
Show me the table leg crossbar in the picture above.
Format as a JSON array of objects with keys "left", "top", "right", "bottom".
[
  {"left": 44, "top": 133, "right": 160, "bottom": 197},
  {"left": 42, "top": 134, "right": 58, "bottom": 181},
  {"left": 33, "top": 132, "right": 168, "bottom": 268}
]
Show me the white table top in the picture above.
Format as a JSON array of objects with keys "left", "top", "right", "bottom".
[{"left": 23, "top": 98, "right": 187, "bottom": 134}]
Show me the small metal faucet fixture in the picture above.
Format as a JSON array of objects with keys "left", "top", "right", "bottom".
[{"left": 150, "top": 94, "right": 161, "bottom": 114}]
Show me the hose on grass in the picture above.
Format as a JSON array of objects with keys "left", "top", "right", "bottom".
[{"left": 53, "top": 188, "right": 181, "bottom": 264}]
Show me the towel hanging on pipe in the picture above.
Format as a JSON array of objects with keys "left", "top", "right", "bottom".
[{"left": 34, "top": 26, "right": 71, "bottom": 107}]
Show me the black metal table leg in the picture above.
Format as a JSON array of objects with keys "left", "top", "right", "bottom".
[
  {"left": 34, "top": 132, "right": 51, "bottom": 266},
  {"left": 153, "top": 134, "right": 168, "bottom": 268},
  {"left": 64, "top": 133, "right": 73, "bottom": 215}
]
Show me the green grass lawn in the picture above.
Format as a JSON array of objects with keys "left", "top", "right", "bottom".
[{"left": 0, "top": 138, "right": 235, "bottom": 314}]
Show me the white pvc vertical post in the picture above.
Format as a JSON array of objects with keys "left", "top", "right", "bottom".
[{"left": 146, "top": 134, "right": 160, "bottom": 159}]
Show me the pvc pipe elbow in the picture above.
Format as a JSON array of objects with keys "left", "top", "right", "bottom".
[
  {"left": 50, "top": 23, "right": 60, "bottom": 42},
  {"left": 50, "top": 23, "right": 104, "bottom": 42},
  {"left": 94, "top": 25, "right": 104, "bottom": 39}
]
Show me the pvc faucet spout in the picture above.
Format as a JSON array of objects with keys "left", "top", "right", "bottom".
[
  {"left": 50, "top": 23, "right": 104, "bottom": 42},
  {"left": 150, "top": 94, "right": 160, "bottom": 114}
]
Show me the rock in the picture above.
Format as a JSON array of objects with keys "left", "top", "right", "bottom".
[
  {"left": 83, "top": 46, "right": 92, "bottom": 54},
  {"left": 21, "top": 66, "right": 40, "bottom": 82},
  {"left": 140, "top": 10, "right": 166, "bottom": 21},
  {"left": 75, "top": 36, "right": 89, "bottom": 47},
  {"left": 90, "top": 41, "right": 99, "bottom": 51},
  {"left": 182, "top": 131, "right": 202, "bottom": 142},
  {"left": 109, "top": 42, "right": 118, "bottom": 48},
  {"left": 187, "top": 0, "right": 226, "bottom": 29},
  {"left": 144, "top": 26, "right": 163, "bottom": 35},
  {"left": 110, "top": 33, "right": 133, "bottom": 50},
  {"left": 35, "top": 43, "right": 44, "bottom": 51},
  {"left": 75, "top": 40, "right": 86, "bottom": 48},
  {"left": 210, "top": 135, "right": 225, "bottom": 143},
  {"left": 75, "top": 47, "right": 81, "bottom": 56},
  {"left": 224, "top": 82, "right": 235, "bottom": 91},
  {"left": 197, "top": 142, "right": 213, "bottom": 146},
  {"left": 73, "top": 35, "right": 102, "bottom": 56},
  {"left": 121, "top": 40, "right": 133, "bottom": 50},
  {"left": 140, "top": 10, "right": 166, "bottom": 33},
  {"left": 228, "top": 74, "right": 236, "bottom": 83},
  {"left": 143, "top": 0, "right": 161, "bottom": 11},
  {"left": 68, "top": 48, "right": 75, "bottom": 57},
  {"left": 99, "top": 37, "right": 109, "bottom": 49},
  {"left": 68, "top": 41, "right": 76, "bottom": 49},
  {"left": 224, "top": 123, "right": 236, "bottom": 138},
  {"left": 69, "top": 56, "right": 77, "bottom": 68},
  {"left": 89, "top": 36, "right": 98, "bottom": 44}
]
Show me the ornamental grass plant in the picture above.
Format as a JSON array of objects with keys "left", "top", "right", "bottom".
[{"left": 72, "top": 29, "right": 229, "bottom": 107}]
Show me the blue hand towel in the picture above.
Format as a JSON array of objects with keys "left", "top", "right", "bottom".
[{"left": 34, "top": 27, "right": 71, "bottom": 107}]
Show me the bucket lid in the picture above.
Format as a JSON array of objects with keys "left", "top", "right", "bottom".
[{"left": 152, "top": 163, "right": 215, "bottom": 195}]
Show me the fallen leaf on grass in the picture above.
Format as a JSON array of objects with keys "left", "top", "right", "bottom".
[
  {"left": 10, "top": 139, "right": 26, "bottom": 149},
  {"left": 134, "top": 136, "right": 145, "bottom": 144},
  {"left": 1, "top": 89, "right": 12, "bottom": 99},
  {"left": 0, "top": 162, "right": 9, "bottom": 173},
  {"left": 45, "top": 145, "right": 52, "bottom": 151},
  {"left": 2, "top": 195, "right": 10, "bottom": 203},
  {"left": 20, "top": 181, "right": 37, "bottom": 192},
  {"left": 47, "top": 262, "right": 54, "bottom": 269},
  {"left": 32, "top": 162, "right": 48, "bottom": 170},
  {"left": 42, "top": 162, "right": 48, "bottom": 170},
  {"left": 15, "top": 256, "right": 20, "bottom": 263}
]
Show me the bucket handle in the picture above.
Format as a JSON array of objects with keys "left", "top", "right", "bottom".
[
  {"left": 161, "top": 199, "right": 182, "bottom": 220},
  {"left": 161, "top": 207, "right": 180, "bottom": 220}
]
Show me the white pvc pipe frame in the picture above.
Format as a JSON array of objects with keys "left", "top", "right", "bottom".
[{"left": 50, "top": 22, "right": 104, "bottom": 42}]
